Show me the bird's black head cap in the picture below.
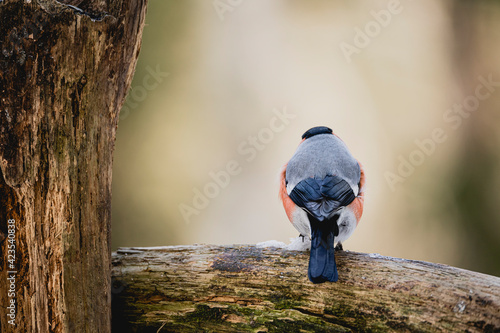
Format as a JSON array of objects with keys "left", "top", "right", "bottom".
[{"left": 302, "top": 126, "right": 333, "bottom": 140}]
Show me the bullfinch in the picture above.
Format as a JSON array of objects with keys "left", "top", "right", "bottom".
[{"left": 279, "top": 126, "right": 365, "bottom": 283}]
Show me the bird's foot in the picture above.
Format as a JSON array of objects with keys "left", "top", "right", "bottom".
[
  {"left": 335, "top": 242, "right": 343, "bottom": 251},
  {"left": 299, "top": 234, "right": 305, "bottom": 242}
]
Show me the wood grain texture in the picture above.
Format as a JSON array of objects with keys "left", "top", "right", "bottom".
[
  {"left": 111, "top": 245, "right": 500, "bottom": 333},
  {"left": 0, "top": 0, "right": 147, "bottom": 332}
]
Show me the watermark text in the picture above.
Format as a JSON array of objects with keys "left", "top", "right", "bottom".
[
  {"left": 6, "top": 218, "right": 17, "bottom": 326},
  {"left": 179, "top": 106, "right": 295, "bottom": 223}
]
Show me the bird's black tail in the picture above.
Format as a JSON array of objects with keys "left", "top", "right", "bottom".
[{"left": 308, "top": 215, "right": 339, "bottom": 283}]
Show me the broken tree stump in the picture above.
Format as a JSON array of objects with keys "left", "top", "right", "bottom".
[
  {"left": 0, "top": 0, "right": 147, "bottom": 331},
  {"left": 111, "top": 244, "right": 500, "bottom": 332}
]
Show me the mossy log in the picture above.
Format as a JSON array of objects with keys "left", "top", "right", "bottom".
[{"left": 111, "top": 244, "right": 500, "bottom": 332}]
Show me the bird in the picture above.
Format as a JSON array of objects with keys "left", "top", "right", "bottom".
[{"left": 279, "top": 126, "right": 365, "bottom": 283}]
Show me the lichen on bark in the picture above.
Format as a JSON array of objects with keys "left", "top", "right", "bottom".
[{"left": 111, "top": 245, "right": 500, "bottom": 332}]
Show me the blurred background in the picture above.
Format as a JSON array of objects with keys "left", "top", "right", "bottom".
[{"left": 111, "top": 0, "right": 500, "bottom": 277}]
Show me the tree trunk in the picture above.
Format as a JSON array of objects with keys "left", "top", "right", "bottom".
[
  {"left": 111, "top": 245, "right": 500, "bottom": 332},
  {"left": 0, "top": 1, "right": 147, "bottom": 332}
]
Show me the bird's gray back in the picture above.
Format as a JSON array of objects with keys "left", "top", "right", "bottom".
[{"left": 286, "top": 134, "right": 360, "bottom": 194}]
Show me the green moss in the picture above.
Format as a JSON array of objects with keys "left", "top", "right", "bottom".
[
  {"left": 167, "top": 302, "right": 357, "bottom": 332},
  {"left": 264, "top": 318, "right": 349, "bottom": 333},
  {"left": 323, "top": 302, "right": 390, "bottom": 332},
  {"left": 266, "top": 283, "right": 304, "bottom": 310},
  {"left": 269, "top": 291, "right": 301, "bottom": 310},
  {"left": 184, "top": 304, "right": 225, "bottom": 322},
  {"left": 55, "top": 129, "right": 68, "bottom": 164}
]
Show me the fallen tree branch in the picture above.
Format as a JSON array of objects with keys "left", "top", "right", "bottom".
[{"left": 111, "top": 244, "right": 500, "bottom": 332}]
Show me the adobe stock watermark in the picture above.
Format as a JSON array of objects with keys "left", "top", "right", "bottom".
[
  {"left": 178, "top": 106, "right": 296, "bottom": 223},
  {"left": 385, "top": 74, "right": 500, "bottom": 191},
  {"left": 213, "top": 0, "right": 244, "bottom": 21},
  {"left": 6, "top": 218, "right": 17, "bottom": 326},
  {"left": 339, "top": 0, "right": 408, "bottom": 64},
  {"left": 119, "top": 65, "right": 169, "bottom": 121}
]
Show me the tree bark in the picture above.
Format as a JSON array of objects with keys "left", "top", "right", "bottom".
[
  {"left": 111, "top": 245, "right": 500, "bottom": 333},
  {"left": 0, "top": 1, "right": 147, "bottom": 332}
]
